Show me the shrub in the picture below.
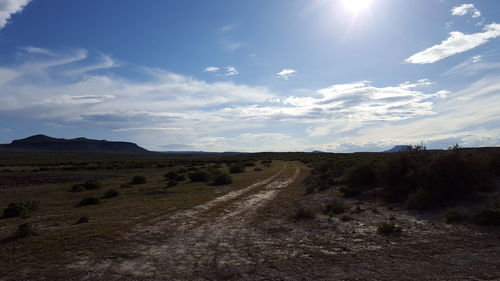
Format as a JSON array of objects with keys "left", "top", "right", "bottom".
[
  {"left": 76, "top": 197, "right": 100, "bottom": 207},
  {"left": 71, "top": 185, "right": 83, "bottom": 192},
  {"left": 345, "top": 164, "right": 377, "bottom": 189},
  {"left": 188, "top": 170, "right": 210, "bottom": 182},
  {"left": 175, "top": 174, "right": 186, "bottom": 182},
  {"left": 377, "top": 222, "right": 402, "bottom": 235},
  {"left": 103, "top": 189, "right": 119, "bottom": 198},
  {"left": 405, "top": 188, "right": 435, "bottom": 210},
  {"left": 166, "top": 180, "right": 178, "bottom": 188},
  {"left": 229, "top": 164, "right": 245, "bottom": 174},
  {"left": 130, "top": 175, "right": 146, "bottom": 185},
  {"left": 289, "top": 206, "right": 315, "bottom": 221},
  {"left": 322, "top": 200, "right": 347, "bottom": 216},
  {"left": 473, "top": 209, "right": 500, "bottom": 226},
  {"left": 164, "top": 171, "right": 179, "bottom": 181},
  {"left": 244, "top": 162, "right": 256, "bottom": 167},
  {"left": 213, "top": 173, "right": 233, "bottom": 185},
  {"left": 254, "top": 167, "right": 263, "bottom": 171},
  {"left": 339, "top": 185, "right": 362, "bottom": 198},
  {"left": 445, "top": 209, "right": 467, "bottom": 224},
  {"left": 75, "top": 217, "right": 89, "bottom": 225},
  {"left": 14, "top": 223, "right": 38, "bottom": 239},
  {"left": 3, "top": 201, "right": 40, "bottom": 218},
  {"left": 120, "top": 183, "right": 131, "bottom": 188},
  {"left": 80, "top": 180, "right": 102, "bottom": 190}
]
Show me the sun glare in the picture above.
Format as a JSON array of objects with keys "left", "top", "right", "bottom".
[{"left": 342, "top": 0, "right": 373, "bottom": 13}]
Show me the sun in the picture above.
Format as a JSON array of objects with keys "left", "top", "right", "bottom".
[{"left": 342, "top": 0, "right": 373, "bottom": 13}]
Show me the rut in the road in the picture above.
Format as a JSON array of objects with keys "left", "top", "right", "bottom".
[{"left": 71, "top": 164, "right": 301, "bottom": 280}]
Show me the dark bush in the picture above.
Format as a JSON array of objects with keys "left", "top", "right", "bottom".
[
  {"left": 166, "top": 180, "right": 178, "bottom": 188},
  {"left": 254, "top": 167, "right": 263, "bottom": 171},
  {"left": 3, "top": 201, "right": 40, "bottom": 218},
  {"left": 164, "top": 171, "right": 179, "bottom": 181},
  {"left": 229, "top": 164, "right": 245, "bottom": 174},
  {"left": 76, "top": 197, "right": 100, "bottom": 207},
  {"left": 378, "top": 148, "right": 493, "bottom": 207},
  {"left": 289, "top": 206, "right": 315, "bottom": 221},
  {"left": 188, "top": 170, "right": 210, "bottom": 182},
  {"left": 74, "top": 217, "right": 89, "bottom": 225},
  {"left": 445, "top": 209, "right": 467, "bottom": 224},
  {"left": 14, "top": 223, "right": 38, "bottom": 238},
  {"left": 473, "top": 209, "right": 500, "bottom": 226},
  {"left": 72, "top": 180, "right": 102, "bottom": 191},
  {"left": 103, "top": 189, "right": 119, "bottom": 198},
  {"left": 130, "top": 175, "right": 146, "bottom": 185},
  {"left": 405, "top": 188, "right": 435, "bottom": 210},
  {"left": 377, "top": 222, "right": 402, "bottom": 234},
  {"left": 120, "top": 183, "right": 131, "bottom": 188},
  {"left": 345, "top": 164, "right": 377, "bottom": 189},
  {"left": 339, "top": 185, "right": 362, "bottom": 198},
  {"left": 322, "top": 200, "right": 347, "bottom": 216},
  {"left": 175, "top": 174, "right": 186, "bottom": 182},
  {"left": 244, "top": 162, "right": 256, "bottom": 167},
  {"left": 213, "top": 173, "right": 233, "bottom": 185}
]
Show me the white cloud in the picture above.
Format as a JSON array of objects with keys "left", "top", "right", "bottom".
[
  {"left": 220, "top": 40, "right": 246, "bottom": 51},
  {"left": 277, "top": 68, "right": 296, "bottom": 80},
  {"left": 203, "top": 66, "right": 219, "bottom": 72},
  {"left": 0, "top": 0, "right": 31, "bottom": 29},
  {"left": 218, "top": 24, "right": 238, "bottom": 33},
  {"left": 406, "top": 23, "right": 500, "bottom": 64},
  {"left": 445, "top": 55, "right": 500, "bottom": 76},
  {"left": 451, "top": 4, "right": 481, "bottom": 18},
  {"left": 225, "top": 66, "right": 239, "bottom": 76}
]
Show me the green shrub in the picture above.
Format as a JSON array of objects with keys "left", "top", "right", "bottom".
[
  {"left": 213, "top": 173, "right": 233, "bottom": 185},
  {"left": 166, "top": 180, "right": 178, "bottom": 188},
  {"left": 71, "top": 185, "right": 83, "bottom": 192},
  {"left": 473, "top": 209, "right": 500, "bottom": 226},
  {"left": 345, "top": 164, "right": 377, "bottom": 189},
  {"left": 14, "top": 223, "right": 38, "bottom": 239},
  {"left": 103, "top": 189, "right": 119, "bottom": 198},
  {"left": 254, "top": 167, "right": 263, "bottom": 171},
  {"left": 3, "top": 201, "right": 40, "bottom": 218},
  {"left": 445, "top": 209, "right": 467, "bottom": 224},
  {"left": 289, "top": 206, "right": 315, "bottom": 221},
  {"left": 339, "top": 185, "right": 362, "bottom": 198},
  {"left": 175, "top": 174, "right": 186, "bottom": 182},
  {"left": 377, "top": 222, "right": 402, "bottom": 234},
  {"left": 164, "top": 171, "right": 179, "bottom": 181},
  {"left": 405, "top": 188, "right": 435, "bottom": 210},
  {"left": 322, "top": 200, "right": 347, "bottom": 216},
  {"left": 77, "top": 180, "right": 102, "bottom": 190},
  {"left": 76, "top": 197, "right": 100, "bottom": 207},
  {"left": 120, "top": 183, "right": 131, "bottom": 188},
  {"left": 229, "top": 164, "right": 245, "bottom": 174},
  {"left": 188, "top": 170, "right": 210, "bottom": 182},
  {"left": 130, "top": 175, "right": 146, "bottom": 185},
  {"left": 244, "top": 162, "right": 256, "bottom": 167}
]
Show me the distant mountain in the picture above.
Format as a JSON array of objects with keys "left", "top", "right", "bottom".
[
  {"left": 383, "top": 145, "right": 412, "bottom": 153},
  {"left": 1, "top": 134, "right": 149, "bottom": 154}
]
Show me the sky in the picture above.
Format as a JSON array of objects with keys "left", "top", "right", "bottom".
[{"left": 0, "top": 0, "right": 499, "bottom": 152}]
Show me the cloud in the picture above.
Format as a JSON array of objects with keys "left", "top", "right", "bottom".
[
  {"left": 451, "top": 4, "right": 481, "bottom": 18},
  {"left": 225, "top": 66, "right": 239, "bottom": 76},
  {"left": 220, "top": 40, "right": 246, "bottom": 51},
  {"left": 203, "top": 66, "right": 219, "bottom": 72},
  {"left": 444, "top": 55, "right": 500, "bottom": 76},
  {"left": 0, "top": 0, "right": 31, "bottom": 29},
  {"left": 218, "top": 24, "right": 238, "bottom": 33},
  {"left": 406, "top": 23, "right": 500, "bottom": 64},
  {"left": 277, "top": 68, "right": 296, "bottom": 80}
]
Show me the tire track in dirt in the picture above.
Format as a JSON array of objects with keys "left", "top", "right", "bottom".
[{"left": 71, "top": 163, "right": 301, "bottom": 280}]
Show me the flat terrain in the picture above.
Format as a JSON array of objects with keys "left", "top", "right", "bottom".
[{"left": 1, "top": 153, "right": 499, "bottom": 280}]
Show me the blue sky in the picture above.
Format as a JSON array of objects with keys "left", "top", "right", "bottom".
[{"left": 0, "top": 0, "right": 499, "bottom": 152}]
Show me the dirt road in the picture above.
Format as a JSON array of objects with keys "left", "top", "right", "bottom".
[{"left": 70, "top": 163, "right": 302, "bottom": 280}]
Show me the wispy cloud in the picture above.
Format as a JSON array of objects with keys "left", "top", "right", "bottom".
[
  {"left": 277, "top": 68, "right": 296, "bottom": 80},
  {"left": 0, "top": 0, "right": 32, "bottom": 29},
  {"left": 451, "top": 4, "right": 481, "bottom": 18},
  {"left": 220, "top": 40, "right": 246, "bottom": 51},
  {"left": 225, "top": 66, "right": 239, "bottom": 76},
  {"left": 218, "top": 24, "right": 238, "bottom": 33},
  {"left": 406, "top": 23, "right": 500, "bottom": 64},
  {"left": 203, "top": 66, "right": 219, "bottom": 72},
  {"left": 444, "top": 54, "right": 500, "bottom": 76}
]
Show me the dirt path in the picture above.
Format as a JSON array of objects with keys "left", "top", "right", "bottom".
[{"left": 70, "top": 163, "right": 301, "bottom": 280}]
